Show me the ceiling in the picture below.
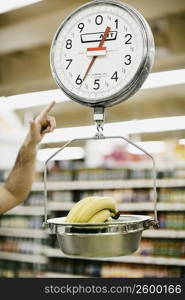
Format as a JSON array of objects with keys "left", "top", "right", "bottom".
[{"left": 0, "top": 0, "right": 185, "bottom": 142}]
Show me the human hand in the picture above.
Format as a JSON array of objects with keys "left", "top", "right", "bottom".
[{"left": 27, "top": 101, "right": 56, "bottom": 145}]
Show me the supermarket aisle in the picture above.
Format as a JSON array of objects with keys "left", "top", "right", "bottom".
[{"left": 0, "top": 0, "right": 185, "bottom": 279}]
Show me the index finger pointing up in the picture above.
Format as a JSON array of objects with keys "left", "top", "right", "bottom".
[{"left": 37, "top": 101, "right": 56, "bottom": 120}]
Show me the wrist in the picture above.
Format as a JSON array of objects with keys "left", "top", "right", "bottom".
[{"left": 24, "top": 134, "right": 38, "bottom": 148}]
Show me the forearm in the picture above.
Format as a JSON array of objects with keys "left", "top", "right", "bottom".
[
  {"left": 4, "top": 137, "right": 37, "bottom": 205},
  {"left": 0, "top": 101, "right": 55, "bottom": 214}
]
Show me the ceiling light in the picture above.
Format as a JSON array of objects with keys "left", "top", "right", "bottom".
[
  {"left": 1, "top": 89, "right": 69, "bottom": 110},
  {"left": 41, "top": 116, "right": 185, "bottom": 144},
  {"left": 142, "top": 69, "right": 185, "bottom": 89},
  {"left": 2, "top": 69, "right": 185, "bottom": 110},
  {"left": 37, "top": 147, "right": 85, "bottom": 161},
  {"left": 179, "top": 139, "right": 185, "bottom": 145},
  {"left": 0, "top": 0, "right": 43, "bottom": 14}
]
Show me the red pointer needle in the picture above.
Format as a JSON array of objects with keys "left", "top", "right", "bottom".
[{"left": 82, "top": 26, "right": 111, "bottom": 82}]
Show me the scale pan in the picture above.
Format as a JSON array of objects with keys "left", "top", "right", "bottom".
[{"left": 47, "top": 215, "right": 154, "bottom": 257}]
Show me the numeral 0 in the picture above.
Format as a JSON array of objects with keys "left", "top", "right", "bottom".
[
  {"left": 95, "top": 15, "right": 103, "bottom": 25},
  {"left": 66, "top": 39, "right": 72, "bottom": 49}
]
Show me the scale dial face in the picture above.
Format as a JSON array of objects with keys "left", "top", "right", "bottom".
[{"left": 50, "top": 0, "right": 155, "bottom": 107}]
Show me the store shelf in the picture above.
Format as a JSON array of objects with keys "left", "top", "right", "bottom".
[
  {"left": 5, "top": 206, "right": 43, "bottom": 215},
  {"left": 142, "top": 229, "right": 185, "bottom": 239},
  {"left": 4, "top": 202, "right": 185, "bottom": 215},
  {"left": 109, "top": 256, "right": 185, "bottom": 266},
  {"left": 48, "top": 202, "right": 73, "bottom": 211},
  {"left": 32, "top": 179, "right": 185, "bottom": 191},
  {"left": 0, "top": 228, "right": 47, "bottom": 239},
  {"left": 0, "top": 251, "right": 48, "bottom": 264},
  {"left": 48, "top": 201, "right": 185, "bottom": 211},
  {"left": 40, "top": 272, "right": 90, "bottom": 278},
  {"left": 119, "top": 202, "right": 185, "bottom": 211},
  {"left": 45, "top": 248, "right": 185, "bottom": 266}
]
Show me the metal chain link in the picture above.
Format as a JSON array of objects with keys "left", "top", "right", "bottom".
[{"left": 95, "top": 123, "right": 104, "bottom": 138}]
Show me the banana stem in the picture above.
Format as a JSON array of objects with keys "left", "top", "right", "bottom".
[{"left": 111, "top": 211, "right": 120, "bottom": 220}]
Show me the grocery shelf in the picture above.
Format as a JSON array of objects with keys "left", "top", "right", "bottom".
[
  {"left": 48, "top": 202, "right": 185, "bottom": 211},
  {"left": 110, "top": 256, "right": 185, "bottom": 266},
  {"left": 119, "top": 202, "right": 185, "bottom": 211},
  {"left": 4, "top": 202, "right": 185, "bottom": 215},
  {"left": 0, "top": 228, "right": 47, "bottom": 239},
  {"left": 45, "top": 248, "right": 185, "bottom": 266},
  {"left": 32, "top": 179, "right": 185, "bottom": 191},
  {"left": 1, "top": 223, "right": 184, "bottom": 241},
  {"left": 0, "top": 251, "right": 48, "bottom": 264},
  {"left": 142, "top": 229, "right": 185, "bottom": 239},
  {"left": 5, "top": 206, "right": 43, "bottom": 216},
  {"left": 48, "top": 202, "right": 73, "bottom": 211},
  {"left": 40, "top": 272, "right": 90, "bottom": 278},
  {"left": 0, "top": 227, "right": 183, "bottom": 242}
]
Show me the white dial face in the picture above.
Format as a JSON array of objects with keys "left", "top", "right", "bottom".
[{"left": 52, "top": 2, "right": 146, "bottom": 103}]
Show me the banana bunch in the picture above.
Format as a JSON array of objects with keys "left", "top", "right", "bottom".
[{"left": 65, "top": 196, "right": 120, "bottom": 223}]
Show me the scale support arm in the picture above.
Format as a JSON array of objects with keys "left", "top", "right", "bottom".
[{"left": 43, "top": 134, "right": 158, "bottom": 228}]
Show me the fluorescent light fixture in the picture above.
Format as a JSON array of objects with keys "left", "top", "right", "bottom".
[
  {"left": 0, "top": 0, "right": 43, "bottom": 14},
  {"left": 37, "top": 147, "right": 85, "bottom": 161},
  {"left": 179, "top": 139, "right": 185, "bottom": 145},
  {"left": 2, "top": 90, "right": 69, "bottom": 110},
  {"left": 42, "top": 126, "right": 95, "bottom": 144},
  {"left": 1, "top": 69, "right": 185, "bottom": 110},
  {"left": 41, "top": 115, "right": 185, "bottom": 144},
  {"left": 128, "top": 141, "right": 165, "bottom": 154},
  {"left": 142, "top": 69, "right": 185, "bottom": 89}
]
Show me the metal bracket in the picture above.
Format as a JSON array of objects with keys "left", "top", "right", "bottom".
[
  {"left": 93, "top": 107, "right": 105, "bottom": 138},
  {"left": 43, "top": 134, "right": 158, "bottom": 227}
]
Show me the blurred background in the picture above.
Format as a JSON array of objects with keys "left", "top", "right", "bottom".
[{"left": 0, "top": 0, "right": 185, "bottom": 278}]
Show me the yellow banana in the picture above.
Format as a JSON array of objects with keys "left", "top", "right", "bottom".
[
  {"left": 77, "top": 196, "right": 118, "bottom": 223},
  {"left": 88, "top": 209, "right": 113, "bottom": 223},
  {"left": 65, "top": 196, "right": 119, "bottom": 223},
  {"left": 65, "top": 196, "right": 98, "bottom": 223}
]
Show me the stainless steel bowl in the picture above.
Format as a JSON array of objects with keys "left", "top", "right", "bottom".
[{"left": 47, "top": 215, "right": 154, "bottom": 257}]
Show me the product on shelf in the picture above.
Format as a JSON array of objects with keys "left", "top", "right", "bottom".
[
  {"left": 0, "top": 216, "right": 43, "bottom": 229},
  {"left": 79, "top": 188, "right": 153, "bottom": 203},
  {"left": 38, "top": 164, "right": 185, "bottom": 183},
  {"left": 26, "top": 192, "right": 44, "bottom": 206},
  {"left": 51, "top": 191, "right": 72, "bottom": 203},
  {"left": 76, "top": 168, "right": 129, "bottom": 181},
  {"left": 159, "top": 188, "right": 185, "bottom": 203},
  {"left": 0, "top": 237, "right": 43, "bottom": 254},
  {"left": 0, "top": 261, "right": 46, "bottom": 278},
  {"left": 139, "top": 239, "right": 185, "bottom": 258},
  {"left": 76, "top": 168, "right": 156, "bottom": 181},
  {"left": 100, "top": 263, "right": 182, "bottom": 278},
  {"left": 0, "top": 257, "right": 184, "bottom": 278},
  {"left": 46, "top": 258, "right": 183, "bottom": 278},
  {"left": 158, "top": 213, "right": 185, "bottom": 229},
  {"left": 47, "top": 161, "right": 73, "bottom": 181}
]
